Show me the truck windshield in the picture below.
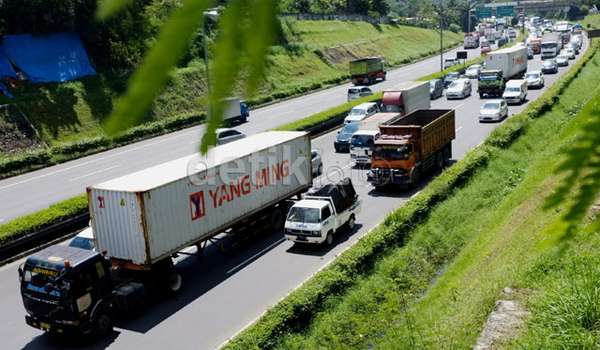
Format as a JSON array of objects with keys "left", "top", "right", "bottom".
[
  {"left": 541, "top": 43, "right": 557, "bottom": 49},
  {"left": 506, "top": 87, "right": 521, "bottom": 92},
  {"left": 382, "top": 104, "right": 404, "bottom": 113},
  {"left": 287, "top": 207, "right": 320, "bottom": 223},
  {"left": 349, "top": 108, "right": 366, "bottom": 116},
  {"left": 372, "top": 145, "right": 411, "bottom": 160},
  {"left": 479, "top": 74, "right": 499, "bottom": 81},
  {"left": 351, "top": 134, "right": 374, "bottom": 147}
]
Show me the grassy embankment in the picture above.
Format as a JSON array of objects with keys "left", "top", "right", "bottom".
[
  {"left": 582, "top": 13, "right": 600, "bottom": 29},
  {"left": 225, "top": 41, "right": 600, "bottom": 349},
  {"left": 2, "top": 20, "right": 461, "bottom": 147}
]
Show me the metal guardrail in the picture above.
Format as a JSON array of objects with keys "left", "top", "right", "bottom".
[{"left": 0, "top": 213, "right": 89, "bottom": 265}]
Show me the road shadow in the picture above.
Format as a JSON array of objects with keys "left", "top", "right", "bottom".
[
  {"left": 285, "top": 223, "right": 364, "bottom": 257},
  {"left": 21, "top": 330, "right": 120, "bottom": 350},
  {"left": 115, "top": 227, "right": 287, "bottom": 334}
]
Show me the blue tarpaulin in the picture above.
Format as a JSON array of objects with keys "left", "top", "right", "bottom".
[
  {"left": 2, "top": 32, "right": 96, "bottom": 83},
  {"left": 0, "top": 47, "right": 16, "bottom": 79}
]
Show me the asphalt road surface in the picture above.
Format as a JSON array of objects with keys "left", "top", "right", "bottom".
[{"left": 0, "top": 38, "right": 589, "bottom": 350}]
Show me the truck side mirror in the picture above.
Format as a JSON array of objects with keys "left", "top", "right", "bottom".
[{"left": 18, "top": 264, "right": 23, "bottom": 281}]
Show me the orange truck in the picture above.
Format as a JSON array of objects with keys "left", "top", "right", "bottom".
[
  {"left": 367, "top": 109, "right": 455, "bottom": 188},
  {"left": 529, "top": 38, "right": 541, "bottom": 54}
]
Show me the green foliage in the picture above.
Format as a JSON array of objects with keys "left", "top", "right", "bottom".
[
  {"left": 222, "top": 38, "right": 600, "bottom": 350},
  {"left": 0, "top": 150, "right": 51, "bottom": 176},
  {"left": 0, "top": 195, "right": 88, "bottom": 244}
]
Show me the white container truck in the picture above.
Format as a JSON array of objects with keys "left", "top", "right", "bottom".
[
  {"left": 88, "top": 131, "right": 312, "bottom": 271},
  {"left": 484, "top": 45, "right": 528, "bottom": 80},
  {"left": 541, "top": 33, "right": 562, "bottom": 59},
  {"left": 381, "top": 81, "right": 430, "bottom": 115},
  {"left": 222, "top": 97, "right": 250, "bottom": 124}
]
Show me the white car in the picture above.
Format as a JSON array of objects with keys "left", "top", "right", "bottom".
[
  {"left": 556, "top": 54, "right": 570, "bottom": 67},
  {"left": 479, "top": 99, "right": 508, "bottom": 122},
  {"left": 503, "top": 80, "right": 528, "bottom": 105},
  {"left": 311, "top": 149, "right": 323, "bottom": 177},
  {"left": 525, "top": 71, "right": 545, "bottom": 89},
  {"left": 561, "top": 48, "right": 576, "bottom": 60},
  {"left": 465, "top": 64, "right": 482, "bottom": 79},
  {"left": 445, "top": 79, "right": 472, "bottom": 99},
  {"left": 443, "top": 57, "right": 459, "bottom": 69},
  {"left": 215, "top": 128, "right": 246, "bottom": 145},
  {"left": 344, "top": 102, "right": 379, "bottom": 124},
  {"left": 347, "top": 86, "right": 373, "bottom": 101},
  {"left": 69, "top": 226, "right": 95, "bottom": 251}
]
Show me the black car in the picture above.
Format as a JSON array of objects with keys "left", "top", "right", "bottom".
[
  {"left": 334, "top": 122, "right": 360, "bottom": 152},
  {"left": 443, "top": 72, "right": 460, "bottom": 88},
  {"left": 541, "top": 59, "right": 558, "bottom": 74},
  {"left": 429, "top": 79, "right": 444, "bottom": 99}
]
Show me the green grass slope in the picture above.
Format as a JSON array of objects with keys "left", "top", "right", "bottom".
[
  {"left": 266, "top": 43, "right": 600, "bottom": 350},
  {"left": 0, "top": 20, "right": 461, "bottom": 147}
]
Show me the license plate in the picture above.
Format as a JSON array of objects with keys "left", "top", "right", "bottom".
[{"left": 296, "top": 236, "right": 307, "bottom": 241}]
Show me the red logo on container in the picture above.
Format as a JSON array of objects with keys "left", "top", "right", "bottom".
[{"left": 190, "top": 191, "right": 206, "bottom": 220}]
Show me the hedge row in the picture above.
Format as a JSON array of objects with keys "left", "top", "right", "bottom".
[
  {"left": 0, "top": 195, "right": 88, "bottom": 245},
  {"left": 223, "top": 147, "right": 491, "bottom": 350},
  {"left": 0, "top": 112, "right": 206, "bottom": 179},
  {"left": 221, "top": 40, "right": 600, "bottom": 350}
]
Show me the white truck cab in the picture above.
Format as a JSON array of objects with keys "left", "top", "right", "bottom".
[
  {"left": 350, "top": 130, "right": 380, "bottom": 166},
  {"left": 285, "top": 179, "right": 361, "bottom": 245}
]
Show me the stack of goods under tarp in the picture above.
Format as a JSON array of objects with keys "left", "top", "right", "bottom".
[{"left": 307, "top": 178, "right": 357, "bottom": 213}]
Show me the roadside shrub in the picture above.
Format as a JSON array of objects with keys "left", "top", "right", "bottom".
[
  {"left": 51, "top": 136, "right": 111, "bottom": 156},
  {"left": 0, "top": 195, "right": 88, "bottom": 245},
  {"left": 0, "top": 149, "right": 51, "bottom": 176}
]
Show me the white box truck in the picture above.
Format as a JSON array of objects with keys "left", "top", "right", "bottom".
[
  {"left": 222, "top": 97, "right": 250, "bottom": 124},
  {"left": 484, "top": 45, "right": 528, "bottom": 79},
  {"left": 541, "top": 33, "right": 562, "bottom": 59},
  {"left": 88, "top": 131, "right": 312, "bottom": 270},
  {"left": 381, "top": 81, "right": 430, "bottom": 115}
]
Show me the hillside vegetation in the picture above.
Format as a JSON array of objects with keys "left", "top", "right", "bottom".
[{"left": 1, "top": 20, "right": 460, "bottom": 147}]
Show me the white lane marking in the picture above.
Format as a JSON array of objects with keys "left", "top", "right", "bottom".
[
  {"left": 69, "top": 165, "right": 120, "bottom": 182},
  {"left": 226, "top": 238, "right": 285, "bottom": 275},
  {"left": 456, "top": 126, "right": 464, "bottom": 132},
  {"left": 0, "top": 128, "right": 201, "bottom": 192}
]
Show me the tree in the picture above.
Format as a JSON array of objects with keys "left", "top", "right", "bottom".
[
  {"left": 581, "top": 5, "right": 590, "bottom": 16},
  {"left": 370, "top": 0, "right": 390, "bottom": 16}
]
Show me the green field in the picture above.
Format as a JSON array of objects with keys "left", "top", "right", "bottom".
[
  {"left": 582, "top": 13, "right": 600, "bottom": 29},
  {"left": 262, "top": 42, "right": 600, "bottom": 350},
  {"left": 0, "top": 20, "right": 461, "bottom": 147}
]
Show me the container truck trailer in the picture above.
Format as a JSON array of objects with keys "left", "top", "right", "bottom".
[
  {"left": 541, "top": 33, "right": 561, "bottom": 58},
  {"left": 367, "top": 109, "right": 455, "bottom": 188},
  {"left": 484, "top": 46, "right": 528, "bottom": 79},
  {"left": 18, "top": 131, "right": 312, "bottom": 337},
  {"left": 381, "top": 81, "right": 430, "bottom": 115}
]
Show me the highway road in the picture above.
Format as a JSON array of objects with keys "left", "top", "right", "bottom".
[
  {"left": 0, "top": 45, "right": 481, "bottom": 223},
  {"left": 0, "top": 38, "right": 589, "bottom": 350}
]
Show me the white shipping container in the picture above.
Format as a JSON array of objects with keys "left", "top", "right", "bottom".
[
  {"left": 222, "top": 97, "right": 242, "bottom": 121},
  {"left": 88, "top": 131, "right": 312, "bottom": 266},
  {"left": 485, "top": 46, "right": 528, "bottom": 79},
  {"left": 382, "top": 81, "right": 430, "bottom": 115}
]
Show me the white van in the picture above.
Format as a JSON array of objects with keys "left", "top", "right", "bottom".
[
  {"left": 344, "top": 102, "right": 380, "bottom": 124},
  {"left": 350, "top": 130, "right": 380, "bottom": 166},
  {"left": 502, "top": 80, "right": 528, "bottom": 105}
]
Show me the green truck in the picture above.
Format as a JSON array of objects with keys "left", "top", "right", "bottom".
[
  {"left": 478, "top": 69, "right": 505, "bottom": 98},
  {"left": 349, "top": 57, "right": 386, "bottom": 85}
]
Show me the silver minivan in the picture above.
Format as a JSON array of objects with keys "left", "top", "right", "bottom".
[{"left": 347, "top": 86, "right": 373, "bottom": 101}]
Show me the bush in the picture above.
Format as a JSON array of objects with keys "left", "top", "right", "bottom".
[
  {"left": 0, "top": 195, "right": 88, "bottom": 244},
  {"left": 0, "top": 149, "right": 52, "bottom": 176},
  {"left": 51, "top": 136, "right": 111, "bottom": 156}
]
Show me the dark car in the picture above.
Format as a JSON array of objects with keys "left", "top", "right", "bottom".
[
  {"left": 497, "top": 35, "right": 509, "bottom": 47},
  {"left": 443, "top": 72, "right": 461, "bottom": 89},
  {"left": 429, "top": 79, "right": 444, "bottom": 99},
  {"left": 541, "top": 59, "right": 558, "bottom": 74},
  {"left": 334, "top": 122, "right": 360, "bottom": 152}
]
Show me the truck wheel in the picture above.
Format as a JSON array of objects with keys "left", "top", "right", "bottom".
[
  {"left": 479, "top": 92, "right": 484, "bottom": 98},
  {"left": 270, "top": 208, "right": 285, "bottom": 232},
  {"left": 325, "top": 232, "right": 334, "bottom": 246},
  {"left": 436, "top": 153, "right": 445, "bottom": 170},
  {"left": 411, "top": 169, "right": 421, "bottom": 187},
  {"left": 167, "top": 271, "right": 183, "bottom": 293},
  {"left": 347, "top": 215, "right": 356, "bottom": 230},
  {"left": 93, "top": 311, "right": 113, "bottom": 338}
]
